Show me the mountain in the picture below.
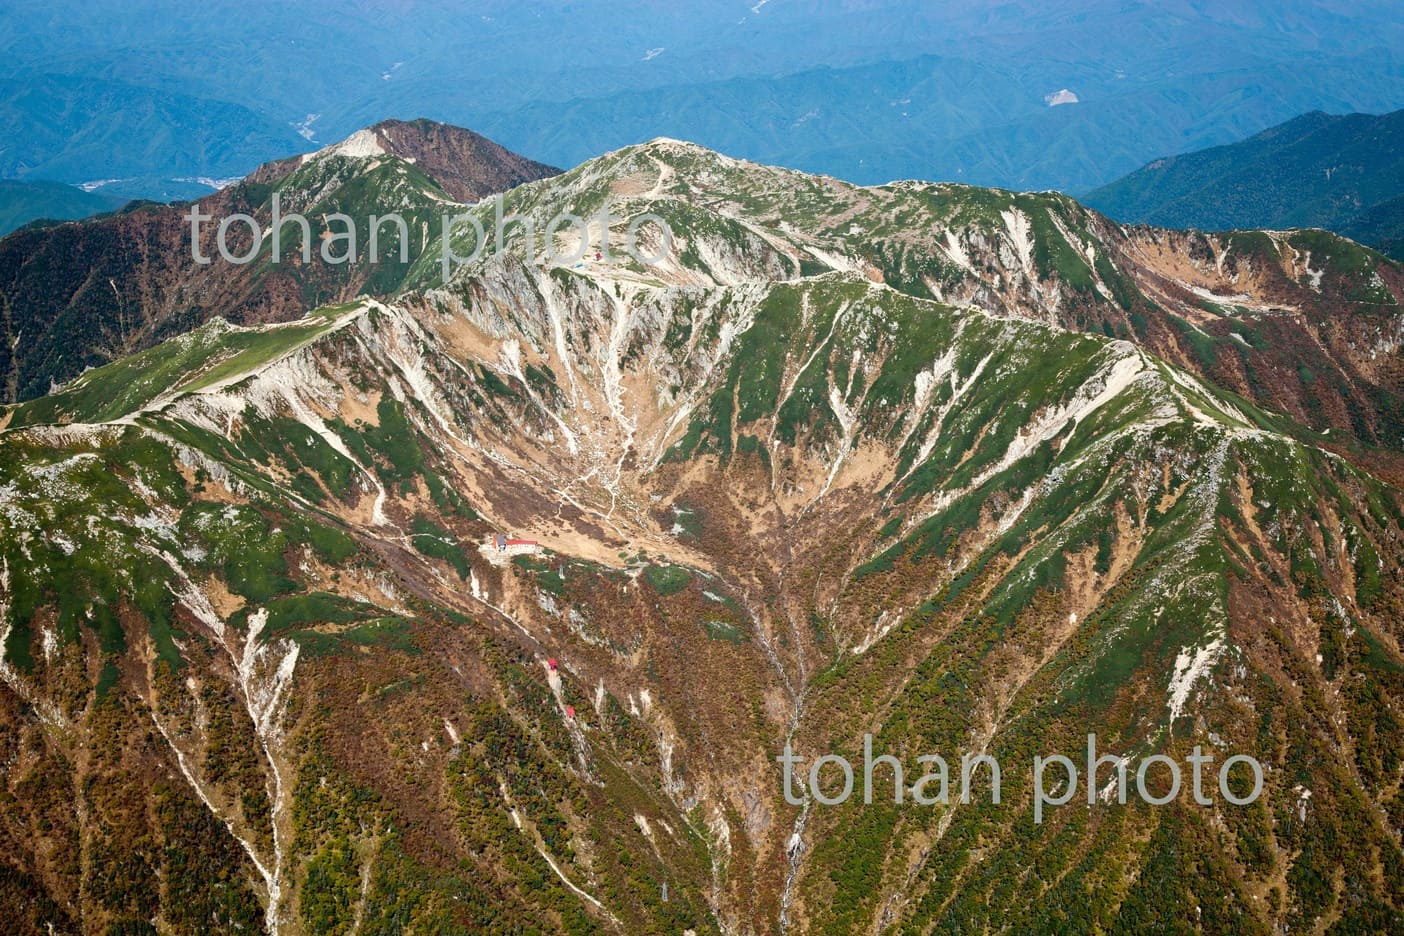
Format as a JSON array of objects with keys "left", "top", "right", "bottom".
[
  {"left": 1341, "top": 192, "right": 1404, "bottom": 261},
  {"left": 0, "top": 119, "right": 558, "bottom": 403},
  {"left": 6, "top": 1, "right": 1404, "bottom": 197},
  {"left": 470, "top": 50, "right": 1404, "bottom": 194},
  {"left": 0, "top": 180, "right": 128, "bottom": 236},
  {"left": 430, "top": 139, "right": 1404, "bottom": 458},
  {"left": 0, "top": 70, "right": 308, "bottom": 191},
  {"left": 1084, "top": 109, "right": 1404, "bottom": 259},
  {"left": 1, "top": 138, "right": 1402, "bottom": 933},
  {"left": 245, "top": 119, "right": 560, "bottom": 206},
  {"left": 8, "top": 125, "right": 1402, "bottom": 449}
]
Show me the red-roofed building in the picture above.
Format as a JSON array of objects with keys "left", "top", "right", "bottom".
[{"left": 488, "top": 534, "right": 540, "bottom": 558}]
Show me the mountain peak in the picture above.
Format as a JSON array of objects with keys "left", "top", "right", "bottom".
[
  {"left": 298, "top": 118, "right": 560, "bottom": 202},
  {"left": 624, "top": 136, "right": 756, "bottom": 171},
  {"left": 311, "top": 127, "right": 391, "bottom": 161}
]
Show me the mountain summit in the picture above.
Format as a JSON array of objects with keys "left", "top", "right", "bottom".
[{"left": 254, "top": 118, "right": 559, "bottom": 203}]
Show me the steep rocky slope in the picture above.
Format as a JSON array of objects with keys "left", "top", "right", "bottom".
[
  {"left": 395, "top": 139, "right": 1404, "bottom": 467},
  {"left": 0, "top": 140, "right": 1402, "bottom": 933}
]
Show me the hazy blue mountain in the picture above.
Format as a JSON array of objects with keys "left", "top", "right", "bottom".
[
  {"left": 3, "top": 0, "right": 1404, "bottom": 198},
  {"left": 0, "top": 180, "right": 127, "bottom": 235},
  {"left": 1343, "top": 191, "right": 1404, "bottom": 259},
  {"left": 1084, "top": 109, "right": 1404, "bottom": 257},
  {"left": 0, "top": 73, "right": 308, "bottom": 186},
  {"left": 470, "top": 52, "right": 1404, "bottom": 192}
]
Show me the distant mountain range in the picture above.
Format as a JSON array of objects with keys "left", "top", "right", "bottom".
[
  {"left": 4, "top": 0, "right": 1404, "bottom": 198},
  {"left": 0, "top": 180, "right": 128, "bottom": 236},
  {"left": 1085, "top": 109, "right": 1404, "bottom": 258}
]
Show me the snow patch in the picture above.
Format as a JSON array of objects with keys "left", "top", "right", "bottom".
[{"left": 939, "top": 230, "right": 974, "bottom": 272}]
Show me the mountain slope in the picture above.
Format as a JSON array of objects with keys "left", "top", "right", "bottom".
[
  {"left": 0, "top": 180, "right": 128, "bottom": 236},
  {"left": 1084, "top": 109, "right": 1404, "bottom": 259},
  {"left": 1342, "top": 192, "right": 1404, "bottom": 261},
  {"left": 1, "top": 140, "right": 1402, "bottom": 933},
  {"left": 0, "top": 120, "right": 558, "bottom": 404},
  {"left": 412, "top": 139, "right": 1404, "bottom": 457}
]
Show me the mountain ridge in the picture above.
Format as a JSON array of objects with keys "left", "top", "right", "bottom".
[
  {"left": 1084, "top": 107, "right": 1404, "bottom": 260},
  {"left": 415, "top": 136, "right": 1404, "bottom": 458},
  {"left": 0, "top": 120, "right": 559, "bottom": 404},
  {"left": 0, "top": 179, "right": 130, "bottom": 237},
  {"left": 7, "top": 123, "right": 1402, "bottom": 469}
]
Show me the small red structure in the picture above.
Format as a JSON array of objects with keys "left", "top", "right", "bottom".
[
  {"left": 493, "top": 534, "right": 538, "bottom": 551},
  {"left": 547, "top": 658, "right": 557, "bottom": 672},
  {"left": 565, "top": 705, "right": 576, "bottom": 720}
]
